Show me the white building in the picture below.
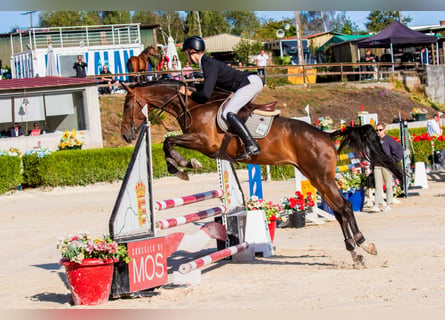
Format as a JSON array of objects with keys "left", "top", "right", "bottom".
[
  {"left": 9, "top": 23, "right": 144, "bottom": 81},
  {"left": 0, "top": 77, "right": 103, "bottom": 153}
]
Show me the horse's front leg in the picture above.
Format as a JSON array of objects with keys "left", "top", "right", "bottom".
[{"left": 163, "top": 134, "right": 206, "bottom": 180}]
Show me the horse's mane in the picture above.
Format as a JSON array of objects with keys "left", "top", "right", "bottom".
[
  {"left": 129, "top": 79, "right": 185, "bottom": 89},
  {"left": 127, "top": 79, "right": 231, "bottom": 103}
]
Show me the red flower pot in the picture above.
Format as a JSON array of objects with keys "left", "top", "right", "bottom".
[{"left": 61, "top": 258, "right": 116, "bottom": 305}]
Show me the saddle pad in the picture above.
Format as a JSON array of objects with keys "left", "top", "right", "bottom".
[{"left": 217, "top": 106, "right": 276, "bottom": 139}]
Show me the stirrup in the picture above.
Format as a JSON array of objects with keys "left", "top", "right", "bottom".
[{"left": 234, "top": 146, "right": 260, "bottom": 161}]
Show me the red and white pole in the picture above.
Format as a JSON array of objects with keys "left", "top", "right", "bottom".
[
  {"left": 155, "top": 189, "right": 224, "bottom": 211},
  {"left": 179, "top": 242, "right": 249, "bottom": 274},
  {"left": 156, "top": 206, "right": 227, "bottom": 229}
]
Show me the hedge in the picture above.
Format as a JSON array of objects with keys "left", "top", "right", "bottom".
[
  {"left": 0, "top": 155, "right": 22, "bottom": 194},
  {"left": 1, "top": 127, "right": 443, "bottom": 194}
]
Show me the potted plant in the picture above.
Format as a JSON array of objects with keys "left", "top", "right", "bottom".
[
  {"left": 57, "top": 232, "right": 129, "bottom": 305},
  {"left": 280, "top": 191, "right": 316, "bottom": 228},
  {"left": 245, "top": 196, "right": 282, "bottom": 241},
  {"left": 318, "top": 116, "right": 333, "bottom": 130},
  {"left": 410, "top": 107, "right": 428, "bottom": 121},
  {"left": 58, "top": 129, "right": 84, "bottom": 150},
  {"left": 334, "top": 169, "right": 367, "bottom": 211}
]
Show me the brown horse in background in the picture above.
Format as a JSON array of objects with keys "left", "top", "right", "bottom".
[
  {"left": 126, "top": 46, "right": 158, "bottom": 82},
  {"left": 119, "top": 80, "right": 403, "bottom": 267}
]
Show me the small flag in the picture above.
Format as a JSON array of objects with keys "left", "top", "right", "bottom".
[
  {"left": 305, "top": 104, "right": 310, "bottom": 116},
  {"left": 360, "top": 104, "right": 364, "bottom": 112},
  {"left": 316, "top": 118, "right": 319, "bottom": 128},
  {"left": 142, "top": 104, "right": 148, "bottom": 118},
  {"left": 340, "top": 119, "right": 346, "bottom": 132}
]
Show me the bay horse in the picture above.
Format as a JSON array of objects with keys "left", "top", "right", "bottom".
[
  {"left": 120, "top": 80, "right": 403, "bottom": 266},
  {"left": 126, "top": 46, "right": 158, "bottom": 82}
]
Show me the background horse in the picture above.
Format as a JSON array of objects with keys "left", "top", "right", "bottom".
[
  {"left": 120, "top": 80, "right": 403, "bottom": 266},
  {"left": 126, "top": 46, "right": 158, "bottom": 82}
]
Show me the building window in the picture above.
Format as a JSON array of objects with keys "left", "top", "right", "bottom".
[{"left": 0, "top": 90, "right": 86, "bottom": 137}]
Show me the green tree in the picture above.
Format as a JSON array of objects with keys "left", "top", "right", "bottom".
[
  {"left": 100, "top": 11, "right": 131, "bottom": 24},
  {"left": 199, "top": 11, "right": 231, "bottom": 36},
  {"left": 365, "top": 11, "right": 412, "bottom": 33},
  {"left": 330, "top": 11, "right": 361, "bottom": 34},
  {"left": 39, "top": 11, "right": 83, "bottom": 27},
  {"left": 81, "top": 11, "right": 101, "bottom": 25},
  {"left": 132, "top": 11, "right": 162, "bottom": 25},
  {"left": 225, "top": 11, "right": 261, "bottom": 36},
  {"left": 233, "top": 33, "right": 263, "bottom": 64},
  {"left": 255, "top": 20, "right": 295, "bottom": 40}
]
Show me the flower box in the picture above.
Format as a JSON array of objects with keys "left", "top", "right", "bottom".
[
  {"left": 319, "top": 189, "right": 365, "bottom": 213},
  {"left": 414, "top": 114, "right": 427, "bottom": 121}
]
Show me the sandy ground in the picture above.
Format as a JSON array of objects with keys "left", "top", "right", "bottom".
[{"left": 1, "top": 169, "right": 445, "bottom": 311}]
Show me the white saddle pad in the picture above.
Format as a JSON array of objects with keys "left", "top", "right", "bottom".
[{"left": 216, "top": 106, "right": 279, "bottom": 139}]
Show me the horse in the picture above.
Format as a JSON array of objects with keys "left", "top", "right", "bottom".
[
  {"left": 120, "top": 79, "right": 403, "bottom": 267},
  {"left": 126, "top": 46, "right": 158, "bottom": 82}
]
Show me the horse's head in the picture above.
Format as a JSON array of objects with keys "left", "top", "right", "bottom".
[
  {"left": 120, "top": 83, "right": 150, "bottom": 143},
  {"left": 120, "top": 80, "right": 185, "bottom": 143}
]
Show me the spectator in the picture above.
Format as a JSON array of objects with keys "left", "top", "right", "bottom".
[
  {"left": 364, "top": 50, "right": 376, "bottom": 80},
  {"left": 29, "top": 123, "right": 42, "bottom": 136},
  {"left": 73, "top": 55, "right": 88, "bottom": 78},
  {"left": 427, "top": 114, "right": 443, "bottom": 136},
  {"left": 99, "top": 64, "right": 117, "bottom": 94},
  {"left": 371, "top": 123, "right": 403, "bottom": 212},
  {"left": 256, "top": 49, "right": 273, "bottom": 85},
  {"left": 182, "top": 61, "right": 194, "bottom": 79},
  {"left": 9, "top": 123, "right": 24, "bottom": 137},
  {"left": 171, "top": 60, "right": 181, "bottom": 80}
]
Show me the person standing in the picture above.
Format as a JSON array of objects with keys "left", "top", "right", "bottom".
[
  {"left": 427, "top": 113, "right": 443, "bottom": 136},
  {"left": 256, "top": 49, "right": 273, "bottom": 85},
  {"left": 364, "top": 50, "right": 376, "bottom": 80},
  {"left": 73, "top": 55, "right": 88, "bottom": 78},
  {"left": 373, "top": 123, "right": 404, "bottom": 212},
  {"left": 179, "top": 36, "right": 263, "bottom": 160}
]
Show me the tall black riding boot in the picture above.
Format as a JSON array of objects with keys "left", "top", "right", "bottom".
[{"left": 226, "top": 112, "right": 260, "bottom": 160}]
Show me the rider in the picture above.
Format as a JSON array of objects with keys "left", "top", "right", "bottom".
[{"left": 179, "top": 36, "right": 263, "bottom": 160}]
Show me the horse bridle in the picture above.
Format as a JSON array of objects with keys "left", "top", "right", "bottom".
[{"left": 125, "top": 83, "right": 193, "bottom": 132}]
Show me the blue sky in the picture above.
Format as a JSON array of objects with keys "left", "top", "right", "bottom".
[{"left": 0, "top": 11, "right": 444, "bottom": 34}]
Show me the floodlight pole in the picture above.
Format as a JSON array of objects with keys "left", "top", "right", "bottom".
[{"left": 295, "top": 11, "right": 304, "bottom": 65}]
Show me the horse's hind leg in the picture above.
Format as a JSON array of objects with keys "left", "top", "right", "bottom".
[{"left": 320, "top": 182, "right": 374, "bottom": 266}]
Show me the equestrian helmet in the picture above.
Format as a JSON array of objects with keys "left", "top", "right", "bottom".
[{"left": 182, "top": 36, "right": 205, "bottom": 52}]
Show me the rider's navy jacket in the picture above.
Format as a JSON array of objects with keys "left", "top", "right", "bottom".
[{"left": 191, "top": 55, "right": 251, "bottom": 104}]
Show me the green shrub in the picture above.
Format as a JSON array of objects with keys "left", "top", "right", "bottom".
[{"left": 0, "top": 156, "right": 22, "bottom": 193}]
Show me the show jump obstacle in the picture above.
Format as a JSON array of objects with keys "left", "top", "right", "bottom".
[{"left": 108, "top": 123, "right": 251, "bottom": 298}]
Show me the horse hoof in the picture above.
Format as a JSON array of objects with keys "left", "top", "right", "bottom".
[
  {"left": 361, "top": 242, "right": 378, "bottom": 255},
  {"left": 191, "top": 158, "right": 202, "bottom": 169},
  {"left": 176, "top": 170, "right": 189, "bottom": 181}
]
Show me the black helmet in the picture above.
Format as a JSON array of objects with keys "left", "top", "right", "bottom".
[{"left": 182, "top": 36, "right": 205, "bottom": 52}]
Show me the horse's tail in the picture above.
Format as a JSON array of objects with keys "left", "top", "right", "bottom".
[{"left": 330, "top": 124, "right": 403, "bottom": 184}]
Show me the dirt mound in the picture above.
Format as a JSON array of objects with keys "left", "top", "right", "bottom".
[{"left": 100, "top": 83, "right": 437, "bottom": 148}]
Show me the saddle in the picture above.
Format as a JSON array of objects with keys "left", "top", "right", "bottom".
[
  {"left": 214, "top": 96, "right": 281, "bottom": 162},
  {"left": 217, "top": 97, "right": 280, "bottom": 138}
]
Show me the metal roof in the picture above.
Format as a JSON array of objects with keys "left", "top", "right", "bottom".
[{"left": 0, "top": 76, "right": 98, "bottom": 91}]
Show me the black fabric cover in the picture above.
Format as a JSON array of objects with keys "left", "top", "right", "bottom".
[{"left": 358, "top": 20, "right": 437, "bottom": 48}]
